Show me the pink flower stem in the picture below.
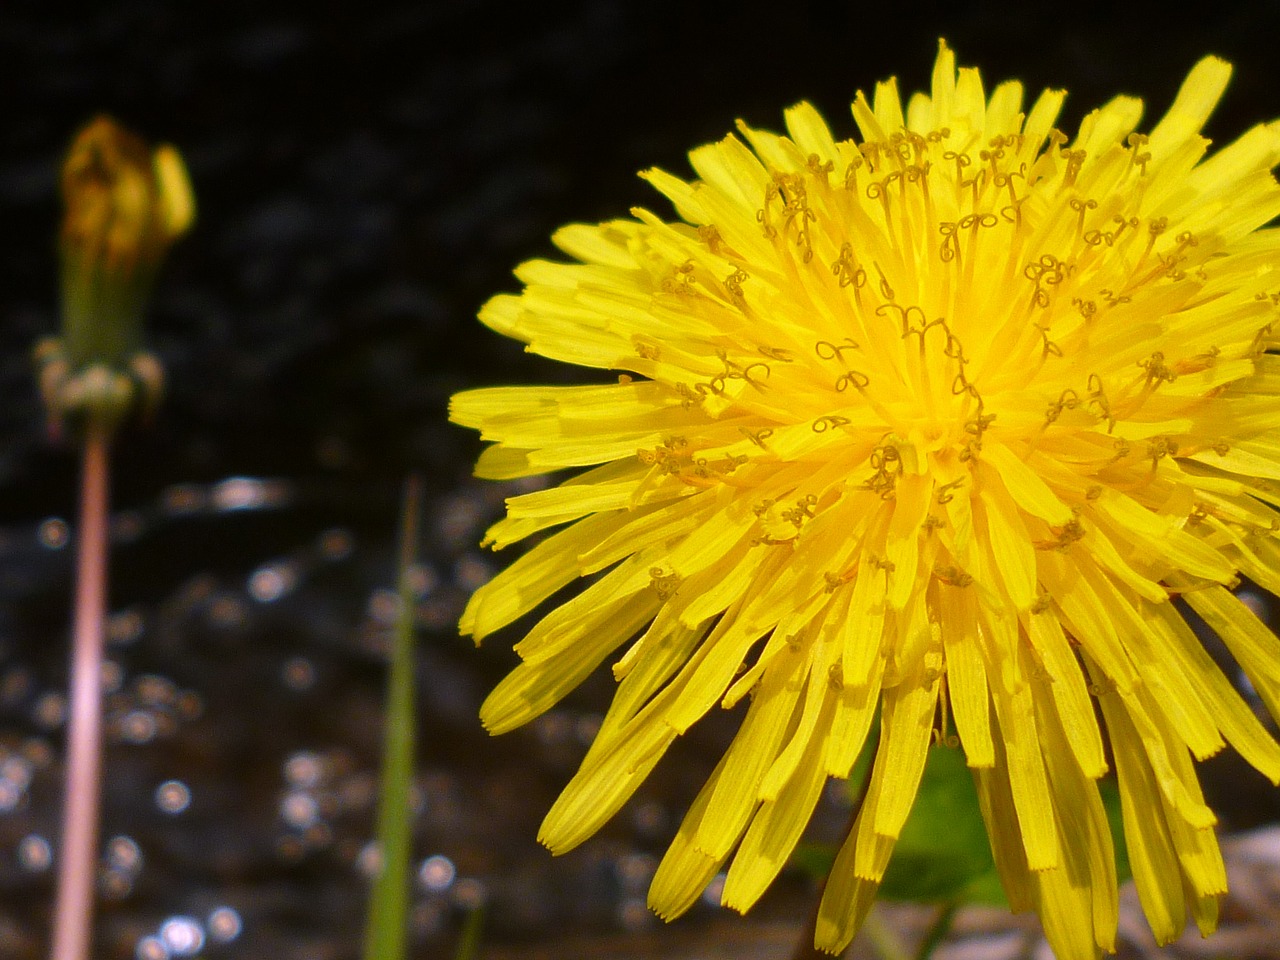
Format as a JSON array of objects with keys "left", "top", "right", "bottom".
[{"left": 50, "top": 422, "right": 111, "bottom": 960}]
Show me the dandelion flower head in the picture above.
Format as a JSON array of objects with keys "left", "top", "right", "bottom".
[{"left": 452, "top": 41, "right": 1280, "bottom": 958}]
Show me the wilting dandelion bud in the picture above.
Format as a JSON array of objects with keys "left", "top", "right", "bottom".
[{"left": 38, "top": 115, "right": 194, "bottom": 437}]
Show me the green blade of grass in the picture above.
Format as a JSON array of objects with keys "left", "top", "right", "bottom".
[
  {"left": 453, "top": 906, "right": 484, "bottom": 960},
  {"left": 363, "top": 474, "right": 423, "bottom": 960}
]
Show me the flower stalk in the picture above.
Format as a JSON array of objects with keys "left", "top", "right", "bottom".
[
  {"left": 40, "top": 116, "right": 192, "bottom": 960},
  {"left": 49, "top": 422, "right": 110, "bottom": 960}
]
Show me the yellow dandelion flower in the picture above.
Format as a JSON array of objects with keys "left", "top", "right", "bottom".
[{"left": 451, "top": 41, "right": 1280, "bottom": 958}]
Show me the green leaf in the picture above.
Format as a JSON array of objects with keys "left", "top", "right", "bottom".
[
  {"left": 1099, "top": 776, "right": 1131, "bottom": 886},
  {"left": 362, "top": 476, "right": 423, "bottom": 960},
  {"left": 453, "top": 907, "right": 484, "bottom": 960}
]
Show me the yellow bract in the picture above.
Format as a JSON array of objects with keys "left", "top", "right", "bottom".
[{"left": 452, "top": 40, "right": 1280, "bottom": 958}]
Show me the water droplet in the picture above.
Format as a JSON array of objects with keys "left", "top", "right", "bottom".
[
  {"left": 406, "top": 563, "right": 437, "bottom": 597},
  {"left": 108, "top": 609, "right": 145, "bottom": 645},
  {"left": 248, "top": 562, "right": 297, "bottom": 603},
  {"left": 616, "top": 853, "right": 657, "bottom": 889},
  {"left": 303, "top": 822, "right": 334, "bottom": 849},
  {"left": 617, "top": 897, "right": 652, "bottom": 930},
  {"left": 438, "top": 494, "right": 483, "bottom": 548},
  {"left": 18, "top": 834, "right": 52, "bottom": 871},
  {"left": 0, "top": 669, "right": 34, "bottom": 707},
  {"left": 1238, "top": 667, "right": 1258, "bottom": 698},
  {"left": 574, "top": 713, "right": 602, "bottom": 745},
  {"left": 22, "top": 738, "right": 53, "bottom": 767},
  {"left": 159, "top": 915, "right": 205, "bottom": 956},
  {"left": 112, "top": 510, "right": 146, "bottom": 542},
  {"left": 284, "top": 751, "right": 324, "bottom": 788},
  {"left": 280, "top": 790, "right": 320, "bottom": 829},
  {"left": 275, "top": 835, "right": 305, "bottom": 861},
  {"left": 32, "top": 692, "right": 66, "bottom": 729},
  {"left": 417, "top": 854, "right": 456, "bottom": 892},
  {"left": 315, "top": 435, "right": 350, "bottom": 469},
  {"left": 100, "top": 660, "right": 124, "bottom": 694},
  {"left": 337, "top": 772, "right": 375, "bottom": 810},
  {"left": 453, "top": 555, "right": 492, "bottom": 592},
  {"left": 420, "top": 595, "right": 458, "bottom": 631},
  {"left": 408, "top": 783, "right": 426, "bottom": 816},
  {"left": 367, "top": 587, "right": 400, "bottom": 626},
  {"left": 1238, "top": 589, "right": 1268, "bottom": 618},
  {"left": 155, "top": 780, "right": 191, "bottom": 814},
  {"left": 100, "top": 869, "right": 134, "bottom": 900},
  {"left": 0, "top": 780, "right": 23, "bottom": 812},
  {"left": 38, "top": 517, "right": 69, "bottom": 549},
  {"left": 534, "top": 712, "right": 572, "bottom": 746},
  {"left": 632, "top": 800, "right": 667, "bottom": 836},
  {"left": 136, "top": 674, "right": 178, "bottom": 707},
  {"left": 357, "top": 841, "right": 383, "bottom": 877},
  {"left": 177, "top": 691, "right": 203, "bottom": 720},
  {"left": 281, "top": 656, "right": 316, "bottom": 691},
  {"left": 205, "top": 594, "right": 246, "bottom": 629},
  {"left": 105, "top": 835, "right": 143, "bottom": 872},
  {"left": 211, "top": 477, "right": 269, "bottom": 511},
  {"left": 318, "top": 528, "right": 354, "bottom": 560},
  {"left": 206, "top": 907, "right": 242, "bottom": 943},
  {"left": 119, "top": 709, "right": 158, "bottom": 744},
  {"left": 411, "top": 898, "right": 449, "bottom": 936},
  {"left": 135, "top": 934, "right": 169, "bottom": 960},
  {"left": 1, "top": 755, "right": 33, "bottom": 790},
  {"left": 161, "top": 484, "right": 206, "bottom": 515},
  {"left": 452, "top": 877, "right": 487, "bottom": 910}
]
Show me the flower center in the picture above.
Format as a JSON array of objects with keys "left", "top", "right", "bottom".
[{"left": 670, "top": 120, "right": 1223, "bottom": 489}]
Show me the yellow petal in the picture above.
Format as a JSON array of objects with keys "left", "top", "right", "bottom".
[
  {"left": 538, "top": 698, "right": 677, "bottom": 854},
  {"left": 480, "top": 586, "right": 660, "bottom": 734},
  {"left": 989, "top": 651, "right": 1058, "bottom": 871},
  {"left": 461, "top": 511, "right": 633, "bottom": 640},
  {"left": 868, "top": 651, "right": 942, "bottom": 844},
  {"left": 972, "top": 740, "right": 1035, "bottom": 913},
  {"left": 1184, "top": 584, "right": 1280, "bottom": 726},
  {"left": 1036, "top": 676, "right": 1119, "bottom": 952},
  {"left": 982, "top": 443, "right": 1073, "bottom": 525},
  {"left": 937, "top": 581, "right": 994, "bottom": 767},
  {"left": 1096, "top": 685, "right": 1187, "bottom": 943},
  {"left": 814, "top": 800, "right": 891, "bottom": 954},
  {"left": 1147, "top": 56, "right": 1232, "bottom": 162},
  {"left": 648, "top": 761, "right": 729, "bottom": 920},
  {"left": 1024, "top": 605, "right": 1107, "bottom": 778},
  {"left": 695, "top": 642, "right": 807, "bottom": 859},
  {"left": 722, "top": 696, "right": 834, "bottom": 911},
  {"left": 975, "top": 465, "right": 1038, "bottom": 610}
]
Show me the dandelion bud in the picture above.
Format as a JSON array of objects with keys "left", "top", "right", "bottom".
[{"left": 40, "top": 116, "right": 193, "bottom": 436}]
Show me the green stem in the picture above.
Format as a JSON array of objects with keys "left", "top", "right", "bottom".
[
  {"left": 914, "top": 903, "right": 959, "bottom": 960},
  {"left": 361, "top": 475, "right": 423, "bottom": 960},
  {"left": 50, "top": 422, "right": 111, "bottom": 960},
  {"left": 452, "top": 907, "right": 484, "bottom": 960}
]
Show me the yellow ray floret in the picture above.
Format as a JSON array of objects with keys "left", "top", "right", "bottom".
[{"left": 452, "top": 39, "right": 1280, "bottom": 959}]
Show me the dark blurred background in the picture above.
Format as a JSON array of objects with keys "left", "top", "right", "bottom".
[{"left": 2, "top": 2, "right": 1279, "bottom": 958}]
